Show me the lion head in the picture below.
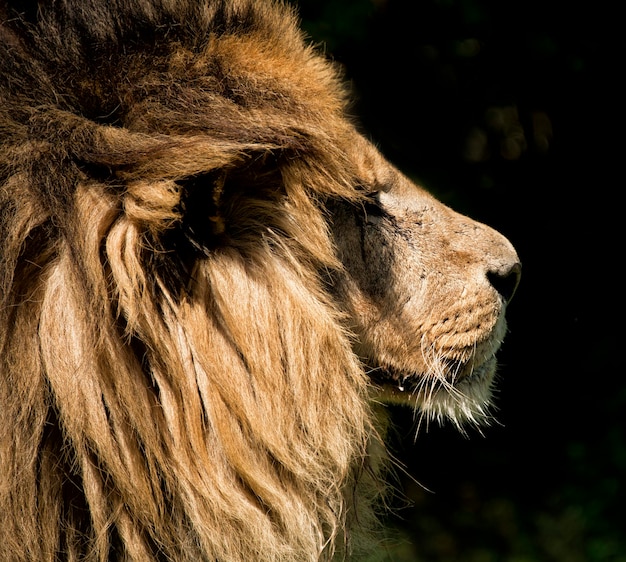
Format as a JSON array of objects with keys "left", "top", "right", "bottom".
[
  {"left": 0, "top": 1, "right": 520, "bottom": 561},
  {"left": 329, "top": 137, "right": 520, "bottom": 430}
]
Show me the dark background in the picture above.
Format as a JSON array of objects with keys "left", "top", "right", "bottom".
[{"left": 294, "top": 0, "right": 624, "bottom": 560}]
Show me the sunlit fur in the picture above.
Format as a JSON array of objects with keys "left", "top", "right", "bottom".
[
  {"left": 1, "top": 0, "right": 519, "bottom": 560},
  {"left": 0, "top": 2, "right": 386, "bottom": 560}
]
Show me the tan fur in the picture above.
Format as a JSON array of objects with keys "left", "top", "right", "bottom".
[{"left": 0, "top": 1, "right": 520, "bottom": 560}]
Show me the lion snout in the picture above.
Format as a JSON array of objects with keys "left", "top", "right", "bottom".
[{"left": 472, "top": 220, "right": 521, "bottom": 305}]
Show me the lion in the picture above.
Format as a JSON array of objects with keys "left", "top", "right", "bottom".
[{"left": 0, "top": 0, "right": 520, "bottom": 560}]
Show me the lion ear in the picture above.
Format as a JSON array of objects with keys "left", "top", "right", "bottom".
[
  {"left": 208, "top": 174, "right": 226, "bottom": 235},
  {"left": 182, "top": 172, "right": 226, "bottom": 233},
  {"left": 176, "top": 171, "right": 227, "bottom": 253},
  {"left": 122, "top": 170, "right": 227, "bottom": 248}
]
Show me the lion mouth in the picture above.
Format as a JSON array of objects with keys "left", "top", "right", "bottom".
[
  {"left": 368, "top": 355, "right": 499, "bottom": 426},
  {"left": 369, "top": 355, "right": 494, "bottom": 391}
]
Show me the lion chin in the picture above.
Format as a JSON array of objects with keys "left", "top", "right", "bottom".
[
  {"left": 369, "top": 308, "right": 512, "bottom": 430},
  {"left": 1, "top": 0, "right": 520, "bottom": 561},
  {"left": 372, "top": 355, "right": 499, "bottom": 430}
]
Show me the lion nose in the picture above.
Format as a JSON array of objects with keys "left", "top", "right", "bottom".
[{"left": 487, "top": 261, "right": 521, "bottom": 304}]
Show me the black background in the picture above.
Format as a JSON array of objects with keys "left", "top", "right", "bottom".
[{"left": 295, "top": 0, "right": 623, "bottom": 560}]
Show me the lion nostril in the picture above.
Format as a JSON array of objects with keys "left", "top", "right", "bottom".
[{"left": 487, "top": 262, "right": 521, "bottom": 303}]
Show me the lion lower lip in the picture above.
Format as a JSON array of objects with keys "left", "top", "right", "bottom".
[{"left": 370, "top": 356, "right": 497, "bottom": 394}]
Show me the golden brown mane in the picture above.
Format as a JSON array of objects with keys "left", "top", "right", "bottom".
[{"left": 1, "top": 1, "right": 383, "bottom": 560}]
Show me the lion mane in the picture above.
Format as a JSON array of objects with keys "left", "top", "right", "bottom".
[
  {"left": 0, "top": 1, "right": 383, "bottom": 560},
  {"left": 1, "top": 0, "right": 521, "bottom": 560}
]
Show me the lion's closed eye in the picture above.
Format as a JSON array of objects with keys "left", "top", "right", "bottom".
[{"left": 361, "top": 192, "right": 387, "bottom": 225}]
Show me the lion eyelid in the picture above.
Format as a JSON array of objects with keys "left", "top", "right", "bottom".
[
  {"left": 361, "top": 192, "right": 386, "bottom": 225},
  {"left": 375, "top": 178, "right": 394, "bottom": 193},
  {"left": 364, "top": 190, "right": 383, "bottom": 202}
]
